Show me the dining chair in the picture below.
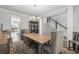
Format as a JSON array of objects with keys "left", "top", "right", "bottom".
[
  {"left": 21, "top": 29, "right": 32, "bottom": 46},
  {"left": 71, "top": 32, "right": 79, "bottom": 51},
  {"left": 21, "top": 29, "right": 38, "bottom": 53},
  {"left": 41, "top": 32, "right": 57, "bottom": 54},
  {"left": 21, "top": 29, "right": 29, "bottom": 40},
  {"left": 7, "top": 38, "right": 12, "bottom": 53},
  {"left": 42, "top": 31, "right": 64, "bottom": 54},
  {"left": 77, "top": 32, "right": 79, "bottom": 41}
]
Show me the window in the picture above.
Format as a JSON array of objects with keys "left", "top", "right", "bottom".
[{"left": 11, "top": 15, "right": 21, "bottom": 42}]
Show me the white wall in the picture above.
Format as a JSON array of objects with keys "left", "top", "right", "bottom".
[
  {"left": 73, "top": 6, "right": 79, "bottom": 32},
  {"left": 39, "top": 18, "right": 43, "bottom": 35},
  {"left": 20, "top": 15, "right": 31, "bottom": 30},
  {"left": 42, "top": 23, "right": 57, "bottom": 37},
  {"left": 0, "top": 11, "right": 11, "bottom": 30},
  {"left": 51, "top": 13, "right": 67, "bottom": 37},
  {"left": 0, "top": 8, "right": 31, "bottom": 30},
  {"left": 51, "top": 13, "right": 67, "bottom": 28},
  {"left": 40, "top": 8, "right": 67, "bottom": 17},
  {"left": 39, "top": 8, "right": 67, "bottom": 37},
  {"left": 39, "top": 6, "right": 77, "bottom": 42},
  {"left": 46, "top": 13, "right": 67, "bottom": 32},
  {"left": 67, "top": 6, "right": 73, "bottom": 41}
]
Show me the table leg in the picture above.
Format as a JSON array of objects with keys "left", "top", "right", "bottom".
[
  {"left": 75, "top": 44, "right": 78, "bottom": 53},
  {"left": 68, "top": 40, "right": 70, "bottom": 51},
  {"left": 38, "top": 44, "right": 42, "bottom": 54}
]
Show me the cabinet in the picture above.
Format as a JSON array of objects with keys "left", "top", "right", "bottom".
[{"left": 29, "top": 21, "right": 38, "bottom": 33}]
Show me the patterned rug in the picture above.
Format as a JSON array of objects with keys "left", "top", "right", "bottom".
[{"left": 10, "top": 40, "right": 37, "bottom": 54}]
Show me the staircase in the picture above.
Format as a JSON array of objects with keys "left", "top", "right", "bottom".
[
  {"left": 47, "top": 17, "right": 67, "bottom": 48},
  {"left": 47, "top": 17, "right": 67, "bottom": 38}
]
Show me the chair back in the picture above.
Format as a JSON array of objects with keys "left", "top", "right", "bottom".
[
  {"left": 7, "top": 38, "right": 12, "bottom": 53},
  {"left": 76, "top": 32, "right": 79, "bottom": 41},
  {"left": 51, "top": 31, "right": 64, "bottom": 54},
  {"left": 73, "top": 32, "right": 79, "bottom": 41},
  {"left": 51, "top": 32, "right": 57, "bottom": 40},
  {"left": 51, "top": 32, "right": 57, "bottom": 53}
]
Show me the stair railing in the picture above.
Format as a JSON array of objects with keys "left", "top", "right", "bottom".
[{"left": 47, "top": 17, "right": 67, "bottom": 30}]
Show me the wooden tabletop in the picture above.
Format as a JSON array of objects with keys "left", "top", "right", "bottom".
[
  {"left": 0, "top": 33, "right": 10, "bottom": 45},
  {"left": 23, "top": 33, "right": 51, "bottom": 44}
]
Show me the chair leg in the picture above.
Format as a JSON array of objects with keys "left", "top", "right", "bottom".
[
  {"left": 68, "top": 40, "right": 70, "bottom": 51},
  {"left": 41, "top": 48, "right": 43, "bottom": 54},
  {"left": 41, "top": 49, "right": 45, "bottom": 54}
]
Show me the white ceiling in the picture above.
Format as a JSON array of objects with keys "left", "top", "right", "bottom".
[{"left": 0, "top": 5, "right": 67, "bottom": 16}]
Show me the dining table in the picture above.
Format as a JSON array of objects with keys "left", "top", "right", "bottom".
[{"left": 23, "top": 33, "right": 51, "bottom": 54}]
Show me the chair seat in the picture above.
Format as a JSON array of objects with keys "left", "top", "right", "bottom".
[{"left": 42, "top": 44, "right": 52, "bottom": 53}]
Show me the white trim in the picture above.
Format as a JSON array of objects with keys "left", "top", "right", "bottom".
[
  {"left": 39, "top": 7, "right": 67, "bottom": 17},
  {"left": 39, "top": 18, "right": 43, "bottom": 35},
  {"left": 67, "top": 6, "right": 73, "bottom": 41},
  {"left": 0, "top": 8, "right": 31, "bottom": 16}
]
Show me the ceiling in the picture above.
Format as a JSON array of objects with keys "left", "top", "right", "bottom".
[{"left": 0, "top": 5, "right": 67, "bottom": 16}]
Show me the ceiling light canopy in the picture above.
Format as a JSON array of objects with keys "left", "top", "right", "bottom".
[{"left": 34, "top": 5, "right": 37, "bottom": 7}]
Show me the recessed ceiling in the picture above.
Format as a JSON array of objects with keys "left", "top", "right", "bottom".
[{"left": 0, "top": 5, "right": 67, "bottom": 16}]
